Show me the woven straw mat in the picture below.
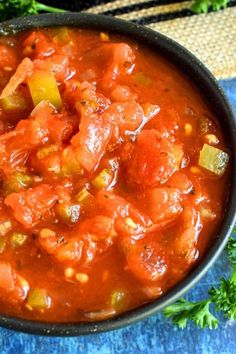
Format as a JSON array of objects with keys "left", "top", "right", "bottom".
[{"left": 44, "top": 0, "right": 236, "bottom": 80}]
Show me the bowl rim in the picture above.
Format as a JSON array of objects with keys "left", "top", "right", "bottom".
[{"left": 0, "top": 12, "right": 236, "bottom": 336}]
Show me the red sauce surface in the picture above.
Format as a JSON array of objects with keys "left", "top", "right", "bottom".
[{"left": 0, "top": 27, "right": 230, "bottom": 322}]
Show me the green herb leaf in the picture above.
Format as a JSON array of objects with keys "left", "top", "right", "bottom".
[
  {"left": 0, "top": 0, "right": 65, "bottom": 21},
  {"left": 163, "top": 298, "right": 218, "bottom": 329},
  {"left": 191, "top": 0, "right": 228, "bottom": 13},
  {"left": 226, "top": 236, "right": 236, "bottom": 266},
  {"left": 209, "top": 278, "right": 236, "bottom": 321}
]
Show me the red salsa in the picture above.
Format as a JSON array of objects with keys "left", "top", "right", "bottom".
[{"left": 0, "top": 27, "right": 230, "bottom": 322}]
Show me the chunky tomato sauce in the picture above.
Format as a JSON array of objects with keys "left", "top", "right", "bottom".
[{"left": 0, "top": 27, "right": 230, "bottom": 322}]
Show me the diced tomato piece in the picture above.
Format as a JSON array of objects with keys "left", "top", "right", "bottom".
[
  {"left": 53, "top": 239, "right": 84, "bottom": 263},
  {"left": 146, "top": 188, "right": 183, "bottom": 224},
  {"left": 22, "top": 31, "right": 56, "bottom": 59},
  {"left": 38, "top": 216, "right": 116, "bottom": 265},
  {"left": 0, "top": 138, "right": 29, "bottom": 175},
  {"left": 55, "top": 124, "right": 74, "bottom": 147},
  {"left": 5, "top": 184, "right": 58, "bottom": 227},
  {"left": 29, "top": 102, "right": 73, "bottom": 145},
  {"left": 15, "top": 102, "right": 73, "bottom": 147},
  {"left": 102, "top": 102, "right": 143, "bottom": 146},
  {"left": 126, "top": 237, "right": 167, "bottom": 282},
  {"left": 34, "top": 54, "right": 72, "bottom": 83},
  {"left": 75, "top": 216, "right": 116, "bottom": 258},
  {"left": 66, "top": 83, "right": 111, "bottom": 174},
  {"left": 20, "top": 110, "right": 50, "bottom": 147},
  {"left": 103, "top": 102, "right": 160, "bottom": 149},
  {"left": 167, "top": 172, "right": 193, "bottom": 194},
  {"left": 0, "top": 103, "right": 72, "bottom": 173},
  {"left": 126, "top": 130, "right": 180, "bottom": 189},
  {"left": 37, "top": 228, "right": 61, "bottom": 255},
  {"left": 63, "top": 80, "right": 83, "bottom": 108},
  {"left": 0, "top": 116, "right": 42, "bottom": 173},
  {"left": 96, "top": 190, "right": 129, "bottom": 218},
  {"left": 53, "top": 182, "right": 72, "bottom": 204},
  {"left": 47, "top": 116, "right": 73, "bottom": 145},
  {"left": 96, "top": 191, "right": 151, "bottom": 227},
  {"left": 71, "top": 111, "right": 111, "bottom": 172},
  {"left": 114, "top": 217, "right": 146, "bottom": 241},
  {"left": 0, "top": 261, "right": 15, "bottom": 290},
  {"left": 111, "top": 85, "right": 137, "bottom": 102},
  {"left": 154, "top": 107, "right": 180, "bottom": 137},
  {"left": 79, "top": 68, "right": 97, "bottom": 82},
  {"left": 0, "top": 101, "right": 71, "bottom": 146},
  {"left": 0, "top": 44, "right": 18, "bottom": 70},
  {"left": 80, "top": 237, "right": 97, "bottom": 265},
  {"left": 38, "top": 228, "right": 84, "bottom": 263},
  {"left": 78, "top": 216, "right": 116, "bottom": 241},
  {"left": 119, "top": 142, "right": 135, "bottom": 162},
  {"left": 174, "top": 206, "right": 202, "bottom": 263},
  {"left": 38, "top": 228, "right": 96, "bottom": 266},
  {"left": 31, "top": 150, "right": 62, "bottom": 176},
  {"left": 64, "top": 80, "right": 110, "bottom": 114},
  {"left": 0, "top": 58, "right": 33, "bottom": 99},
  {"left": 79, "top": 81, "right": 110, "bottom": 113},
  {"left": 0, "top": 261, "right": 29, "bottom": 304},
  {"left": 103, "top": 43, "right": 135, "bottom": 86},
  {"left": 83, "top": 43, "right": 135, "bottom": 87}
]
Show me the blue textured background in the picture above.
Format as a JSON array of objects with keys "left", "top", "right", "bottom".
[{"left": 0, "top": 79, "right": 235, "bottom": 354}]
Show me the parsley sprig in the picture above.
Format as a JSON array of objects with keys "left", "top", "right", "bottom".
[
  {"left": 0, "top": 0, "right": 65, "bottom": 21},
  {"left": 164, "top": 298, "right": 218, "bottom": 329},
  {"left": 191, "top": 0, "right": 229, "bottom": 13},
  {"left": 163, "top": 233, "right": 236, "bottom": 329},
  {"left": 0, "top": 0, "right": 230, "bottom": 21}
]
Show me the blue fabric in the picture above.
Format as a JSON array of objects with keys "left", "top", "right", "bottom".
[{"left": 1, "top": 79, "right": 236, "bottom": 354}]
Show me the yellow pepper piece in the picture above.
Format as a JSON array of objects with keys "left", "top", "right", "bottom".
[
  {"left": 11, "top": 232, "right": 28, "bottom": 248},
  {"left": 199, "top": 144, "right": 229, "bottom": 175},
  {"left": 3, "top": 172, "right": 32, "bottom": 195},
  {"left": 61, "top": 147, "right": 83, "bottom": 176},
  {"left": 111, "top": 290, "right": 129, "bottom": 311},
  {"left": 37, "top": 145, "right": 59, "bottom": 160},
  {"left": 0, "top": 94, "right": 27, "bottom": 112},
  {"left": 75, "top": 187, "right": 92, "bottom": 204},
  {"left": 0, "top": 220, "right": 12, "bottom": 237},
  {"left": 56, "top": 203, "right": 80, "bottom": 223},
  {"left": 28, "top": 70, "right": 62, "bottom": 109},
  {"left": 92, "top": 169, "right": 113, "bottom": 189},
  {"left": 26, "top": 288, "right": 51, "bottom": 310}
]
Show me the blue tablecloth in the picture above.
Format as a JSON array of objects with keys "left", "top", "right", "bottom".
[{"left": 1, "top": 78, "right": 236, "bottom": 354}]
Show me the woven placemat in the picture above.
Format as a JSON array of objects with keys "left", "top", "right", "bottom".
[{"left": 44, "top": 0, "right": 236, "bottom": 79}]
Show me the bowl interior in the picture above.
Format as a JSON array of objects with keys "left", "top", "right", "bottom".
[{"left": 0, "top": 13, "right": 235, "bottom": 336}]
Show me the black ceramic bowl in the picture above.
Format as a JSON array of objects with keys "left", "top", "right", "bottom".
[{"left": 0, "top": 13, "right": 235, "bottom": 336}]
